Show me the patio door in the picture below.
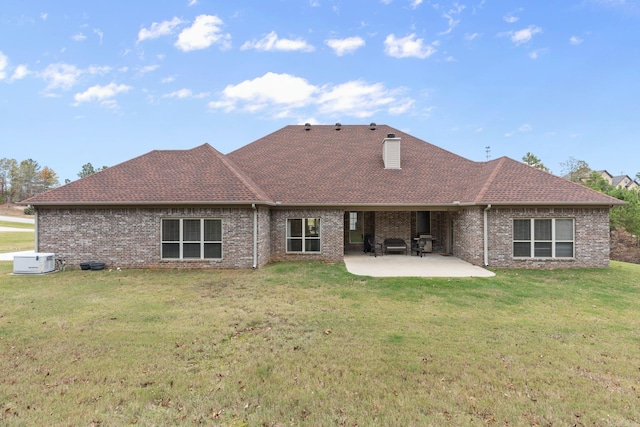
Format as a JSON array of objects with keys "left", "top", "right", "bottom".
[{"left": 348, "top": 211, "right": 364, "bottom": 243}]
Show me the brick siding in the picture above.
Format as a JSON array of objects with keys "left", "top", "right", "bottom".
[
  {"left": 452, "top": 206, "right": 611, "bottom": 268},
  {"left": 36, "top": 206, "right": 264, "bottom": 269},
  {"left": 35, "top": 205, "right": 611, "bottom": 269},
  {"left": 269, "top": 208, "right": 344, "bottom": 263}
]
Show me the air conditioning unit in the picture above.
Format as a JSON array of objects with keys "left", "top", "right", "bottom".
[{"left": 13, "top": 253, "right": 56, "bottom": 274}]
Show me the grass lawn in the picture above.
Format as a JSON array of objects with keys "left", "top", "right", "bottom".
[
  {"left": 1, "top": 261, "right": 639, "bottom": 426},
  {"left": 0, "top": 231, "right": 35, "bottom": 253}
]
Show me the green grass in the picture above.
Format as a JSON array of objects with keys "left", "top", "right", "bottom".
[
  {"left": 1, "top": 261, "right": 639, "bottom": 426},
  {"left": 0, "top": 221, "right": 34, "bottom": 230},
  {"left": 0, "top": 231, "right": 34, "bottom": 253}
]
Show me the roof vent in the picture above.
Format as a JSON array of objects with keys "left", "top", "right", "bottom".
[
  {"left": 304, "top": 123, "right": 311, "bottom": 131},
  {"left": 370, "top": 122, "right": 377, "bottom": 130},
  {"left": 382, "top": 134, "right": 401, "bottom": 169},
  {"left": 335, "top": 122, "right": 342, "bottom": 130}
]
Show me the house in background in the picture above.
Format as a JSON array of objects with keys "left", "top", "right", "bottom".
[
  {"left": 593, "top": 170, "right": 639, "bottom": 190},
  {"left": 23, "top": 124, "right": 624, "bottom": 269}
]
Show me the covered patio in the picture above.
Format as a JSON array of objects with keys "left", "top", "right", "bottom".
[{"left": 344, "top": 253, "right": 495, "bottom": 278}]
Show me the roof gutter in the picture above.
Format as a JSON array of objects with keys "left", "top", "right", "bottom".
[
  {"left": 484, "top": 204, "right": 491, "bottom": 267},
  {"left": 22, "top": 200, "right": 278, "bottom": 207}
]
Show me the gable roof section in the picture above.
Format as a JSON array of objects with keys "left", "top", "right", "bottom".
[
  {"left": 473, "top": 157, "right": 623, "bottom": 205},
  {"left": 228, "top": 124, "right": 622, "bottom": 206},
  {"left": 25, "top": 144, "right": 273, "bottom": 206}
]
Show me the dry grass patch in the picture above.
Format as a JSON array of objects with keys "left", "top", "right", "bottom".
[{"left": 1, "top": 261, "right": 639, "bottom": 426}]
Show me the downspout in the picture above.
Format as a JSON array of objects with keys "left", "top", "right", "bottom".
[
  {"left": 483, "top": 204, "right": 491, "bottom": 267},
  {"left": 252, "top": 203, "right": 258, "bottom": 269},
  {"left": 33, "top": 206, "right": 38, "bottom": 252}
]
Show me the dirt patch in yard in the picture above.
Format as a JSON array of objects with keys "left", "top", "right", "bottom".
[{"left": 0, "top": 203, "right": 32, "bottom": 219}]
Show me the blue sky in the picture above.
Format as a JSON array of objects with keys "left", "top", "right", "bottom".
[{"left": 1, "top": 0, "right": 639, "bottom": 183}]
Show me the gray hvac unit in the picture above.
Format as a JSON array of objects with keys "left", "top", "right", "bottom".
[{"left": 13, "top": 253, "right": 55, "bottom": 274}]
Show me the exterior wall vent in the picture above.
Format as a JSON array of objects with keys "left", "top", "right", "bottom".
[{"left": 382, "top": 134, "right": 401, "bottom": 169}]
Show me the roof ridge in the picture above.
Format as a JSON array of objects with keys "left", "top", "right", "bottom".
[
  {"left": 203, "top": 144, "right": 273, "bottom": 203},
  {"left": 474, "top": 157, "right": 507, "bottom": 203}
]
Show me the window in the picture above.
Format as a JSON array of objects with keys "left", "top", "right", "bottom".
[
  {"left": 348, "top": 212, "right": 364, "bottom": 243},
  {"left": 513, "top": 218, "right": 574, "bottom": 258},
  {"left": 287, "top": 218, "right": 321, "bottom": 252},
  {"left": 162, "top": 219, "right": 222, "bottom": 259}
]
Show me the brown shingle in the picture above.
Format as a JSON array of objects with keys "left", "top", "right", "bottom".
[
  {"left": 228, "top": 125, "right": 622, "bottom": 206},
  {"left": 24, "top": 125, "right": 623, "bottom": 207},
  {"left": 25, "top": 144, "right": 272, "bottom": 205}
]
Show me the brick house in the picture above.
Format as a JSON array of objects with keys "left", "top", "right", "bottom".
[{"left": 23, "top": 124, "right": 624, "bottom": 269}]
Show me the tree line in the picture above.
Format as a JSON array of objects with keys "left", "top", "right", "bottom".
[
  {"left": 523, "top": 152, "right": 640, "bottom": 236},
  {"left": 0, "top": 159, "right": 106, "bottom": 203}
]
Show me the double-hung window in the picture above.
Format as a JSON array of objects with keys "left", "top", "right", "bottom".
[
  {"left": 513, "top": 218, "right": 574, "bottom": 258},
  {"left": 162, "top": 218, "right": 222, "bottom": 259},
  {"left": 287, "top": 218, "right": 321, "bottom": 253}
]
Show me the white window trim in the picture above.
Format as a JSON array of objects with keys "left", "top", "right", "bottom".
[
  {"left": 286, "top": 218, "right": 321, "bottom": 253},
  {"left": 161, "top": 218, "right": 223, "bottom": 260},
  {"left": 513, "top": 218, "right": 575, "bottom": 259}
]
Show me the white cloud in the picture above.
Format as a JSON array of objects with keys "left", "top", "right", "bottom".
[
  {"left": 11, "top": 64, "right": 30, "bottom": 81},
  {"left": 39, "top": 63, "right": 111, "bottom": 92},
  {"left": 163, "top": 88, "right": 210, "bottom": 99},
  {"left": 570, "top": 35, "right": 584, "bottom": 45},
  {"left": 241, "top": 31, "right": 315, "bottom": 52},
  {"left": 465, "top": 32, "right": 480, "bottom": 41},
  {"left": 503, "top": 13, "right": 519, "bottom": 23},
  {"left": 505, "top": 123, "right": 532, "bottom": 137},
  {"left": 40, "top": 63, "right": 82, "bottom": 90},
  {"left": 161, "top": 76, "right": 175, "bottom": 83},
  {"left": 72, "top": 32, "right": 87, "bottom": 42},
  {"left": 136, "top": 64, "right": 159, "bottom": 76},
  {"left": 209, "top": 72, "right": 415, "bottom": 119},
  {"left": 410, "top": 0, "right": 423, "bottom": 9},
  {"left": 502, "top": 25, "right": 542, "bottom": 46},
  {"left": 73, "top": 82, "right": 132, "bottom": 107},
  {"left": 0, "top": 51, "right": 8, "bottom": 80},
  {"left": 175, "top": 15, "right": 231, "bottom": 52},
  {"left": 384, "top": 34, "right": 437, "bottom": 59},
  {"left": 439, "top": 3, "right": 466, "bottom": 35},
  {"left": 138, "top": 17, "right": 184, "bottom": 42},
  {"left": 325, "top": 36, "right": 365, "bottom": 56},
  {"left": 94, "top": 28, "right": 104, "bottom": 44},
  {"left": 528, "top": 48, "right": 547, "bottom": 59},
  {"left": 188, "top": 0, "right": 198, "bottom": 5},
  {"left": 210, "top": 72, "right": 317, "bottom": 112}
]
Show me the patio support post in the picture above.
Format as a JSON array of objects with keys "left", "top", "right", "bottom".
[{"left": 483, "top": 204, "right": 491, "bottom": 266}]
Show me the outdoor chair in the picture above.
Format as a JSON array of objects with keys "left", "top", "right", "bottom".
[
  {"left": 411, "top": 238, "right": 428, "bottom": 257},
  {"left": 367, "top": 235, "right": 383, "bottom": 257}
]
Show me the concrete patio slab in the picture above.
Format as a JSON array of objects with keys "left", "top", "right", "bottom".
[{"left": 344, "top": 253, "right": 495, "bottom": 278}]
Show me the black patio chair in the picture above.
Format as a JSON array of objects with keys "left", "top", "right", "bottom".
[{"left": 367, "top": 235, "right": 382, "bottom": 257}]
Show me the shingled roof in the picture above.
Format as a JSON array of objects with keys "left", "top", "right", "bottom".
[
  {"left": 228, "top": 124, "right": 623, "bottom": 206},
  {"left": 25, "top": 124, "right": 623, "bottom": 207},
  {"left": 25, "top": 144, "right": 272, "bottom": 205}
]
